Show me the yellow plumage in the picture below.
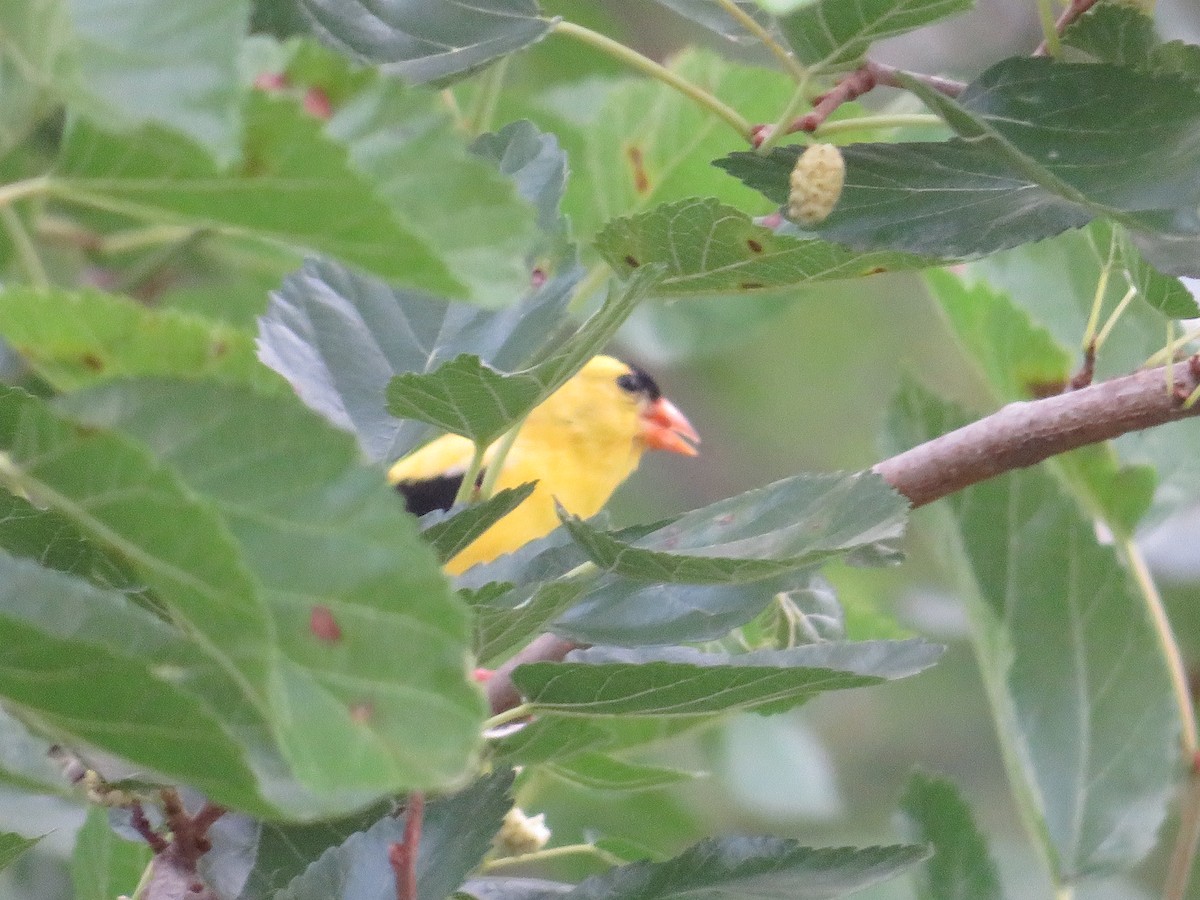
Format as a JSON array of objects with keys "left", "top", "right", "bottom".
[{"left": 388, "top": 356, "right": 698, "bottom": 574}]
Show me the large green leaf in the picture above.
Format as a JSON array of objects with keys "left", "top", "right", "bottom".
[
  {"left": 716, "top": 141, "right": 1093, "bottom": 260},
  {"left": 891, "top": 385, "right": 1180, "bottom": 881},
  {"left": 257, "top": 256, "right": 577, "bottom": 461},
  {"left": 514, "top": 640, "right": 942, "bottom": 717},
  {"left": 898, "top": 773, "right": 1001, "bottom": 900},
  {"left": 277, "top": 770, "right": 513, "bottom": 900},
  {"left": 299, "top": 0, "right": 552, "bottom": 83},
  {"left": 0, "top": 548, "right": 268, "bottom": 811},
  {"left": 385, "top": 265, "right": 662, "bottom": 445},
  {"left": 778, "top": 0, "right": 973, "bottom": 73},
  {"left": 545, "top": 752, "right": 697, "bottom": 793},
  {"left": 54, "top": 93, "right": 459, "bottom": 290},
  {"left": 61, "top": 379, "right": 485, "bottom": 795},
  {"left": 596, "top": 198, "right": 931, "bottom": 297},
  {"left": 565, "top": 837, "right": 929, "bottom": 899},
  {"left": 65, "top": 0, "right": 249, "bottom": 163},
  {"left": 471, "top": 119, "right": 570, "bottom": 242},
  {"left": 0, "top": 0, "right": 245, "bottom": 161},
  {"left": 556, "top": 471, "right": 908, "bottom": 585},
  {"left": 70, "top": 807, "right": 152, "bottom": 900},
  {"left": 0, "top": 286, "right": 287, "bottom": 393}
]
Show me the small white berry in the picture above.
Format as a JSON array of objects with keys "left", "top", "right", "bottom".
[
  {"left": 493, "top": 807, "right": 552, "bottom": 856},
  {"left": 788, "top": 143, "right": 845, "bottom": 226}
]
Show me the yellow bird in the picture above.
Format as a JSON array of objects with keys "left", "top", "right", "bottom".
[{"left": 388, "top": 356, "right": 699, "bottom": 574}]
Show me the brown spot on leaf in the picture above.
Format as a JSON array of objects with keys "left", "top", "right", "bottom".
[
  {"left": 739, "top": 282, "right": 764, "bottom": 290},
  {"left": 350, "top": 702, "right": 374, "bottom": 724},
  {"left": 82, "top": 353, "right": 105, "bottom": 372},
  {"left": 310, "top": 605, "right": 342, "bottom": 643},
  {"left": 626, "top": 145, "right": 650, "bottom": 194},
  {"left": 210, "top": 340, "right": 228, "bottom": 358},
  {"left": 861, "top": 267, "right": 888, "bottom": 276},
  {"left": 253, "top": 72, "right": 288, "bottom": 93},
  {"left": 624, "top": 255, "right": 640, "bottom": 268},
  {"left": 530, "top": 267, "right": 546, "bottom": 289},
  {"left": 746, "top": 239, "right": 763, "bottom": 253}
]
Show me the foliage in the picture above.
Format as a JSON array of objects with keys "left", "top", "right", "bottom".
[{"left": 0, "top": 1, "right": 1199, "bottom": 898}]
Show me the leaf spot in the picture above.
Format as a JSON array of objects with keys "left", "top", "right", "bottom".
[{"left": 309, "top": 605, "right": 343, "bottom": 643}]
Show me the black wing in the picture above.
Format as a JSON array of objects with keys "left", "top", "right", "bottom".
[{"left": 395, "top": 469, "right": 485, "bottom": 517}]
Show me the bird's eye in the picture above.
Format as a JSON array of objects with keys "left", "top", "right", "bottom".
[{"left": 616, "top": 366, "right": 662, "bottom": 400}]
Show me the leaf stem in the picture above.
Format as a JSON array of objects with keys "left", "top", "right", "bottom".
[
  {"left": 483, "top": 702, "right": 533, "bottom": 731},
  {"left": 477, "top": 417, "right": 526, "bottom": 502},
  {"left": 552, "top": 20, "right": 752, "bottom": 140},
  {"left": 1122, "top": 538, "right": 1197, "bottom": 753},
  {"left": 0, "top": 205, "right": 49, "bottom": 290},
  {"left": 455, "top": 443, "right": 489, "bottom": 505},
  {"left": 1144, "top": 323, "right": 1200, "bottom": 368},
  {"left": 756, "top": 76, "right": 811, "bottom": 153},
  {"left": 814, "top": 113, "right": 943, "bottom": 137},
  {"left": 1035, "top": 0, "right": 1063, "bottom": 57},
  {"left": 1165, "top": 769, "right": 1200, "bottom": 900},
  {"left": 1081, "top": 227, "right": 1116, "bottom": 350},
  {"left": 714, "top": 0, "right": 805, "bottom": 81},
  {"left": 1093, "top": 285, "right": 1137, "bottom": 351},
  {"left": 0, "top": 175, "right": 50, "bottom": 208},
  {"left": 483, "top": 841, "right": 626, "bottom": 870},
  {"left": 468, "top": 56, "right": 510, "bottom": 136}
]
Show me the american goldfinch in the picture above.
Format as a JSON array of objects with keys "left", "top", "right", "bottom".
[{"left": 389, "top": 356, "right": 699, "bottom": 574}]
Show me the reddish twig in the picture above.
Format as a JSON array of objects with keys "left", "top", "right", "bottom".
[
  {"left": 483, "top": 357, "right": 1200, "bottom": 717},
  {"left": 751, "top": 60, "right": 965, "bottom": 145},
  {"left": 1068, "top": 342, "right": 1097, "bottom": 390},
  {"left": 1034, "top": 0, "right": 1102, "bottom": 56},
  {"left": 129, "top": 801, "right": 170, "bottom": 854},
  {"left": 389, "top": 792, "right": 426, "bottom": 900}
]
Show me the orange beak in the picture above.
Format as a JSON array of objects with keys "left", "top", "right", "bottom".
[{"left": 639, "top": 397, "right": 700, "bottom": 457}]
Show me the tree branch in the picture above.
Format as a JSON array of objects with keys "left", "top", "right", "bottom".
[{"left": 484, "top": 357, "right": 1200, "bottom": 716}]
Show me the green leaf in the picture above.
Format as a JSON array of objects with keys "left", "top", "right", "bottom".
[
  {"left": 545, "top": 50, "right": 795, "bottom": 245},
  {"left": 556, "top": 471, "right": 908, "bottom": 585},
  {"left": 596, "top": 198, "right": 931, "bottom": 296},
  {"left": 64, "top": 0, "right": 248, "bottom": 163},
  {"left": 716, "top": 142, "right": 1093, "bottom": 260},
  {"left": 0, "top": 286, "right": 287, "bottom": 393},
  {"left": 386, "top": 265, "right": 662, "bottom": 445},
  {"left": 892, "top": 385, "right": 1180, "bottom": 880},
  {"left": 70, "top": 806, "right": 152, "bottom": 900},
  {"left": 474, "top": 580, "right": 589, "bottom": 665},
  {"left": 1061, "top": 2, "right": 1157, "bottom": 68},
  {"left": 461, "top": 878, "right": 574, "bottom": 900},
  {"left": 278, "top": 770, "right": 514, "bottom": 900},
  {"left": 566, "top": 837, "right": 929, "bottom": 899},
  {"left": 898, "top": 773, "right": 1001, "bottom": 900},
  {"left": 421, "top": 484, "right": 538, "bottom": 565},
  {"left": 490, "top": 719, "right": 615, "bottom": 767},
  {"left": 778, "top": 0, "right": 974, "bottom": 73},
  {"left": 514, "top": 640, "right": 942, "bottom": 717},
  {"left": 652, "top": 0, "right": 786, "bottom": 63},
  {"left": 320, "top": 51, "right": 543, "bottom": 306},
  {"left": 258, "top": 256, "right": 577, "bottom": 462},
  {"left": 54, "top": 93, "right": 459, "bottom": 289},
  {"left": 0, "top": 831, "right": 43, "bottom": 873},
  {"left": 0, "top": 548, "right": 268, "bottom": 812},
  {"left": 299, "top": 0, "right": 552, "bottom": 83},
  {"left": 0, "top": 0, "right": 70, "bottom": 156},
  {"left": 60, "top": 379, "right": 485, "bottom": 796},
  {"left": 471, "top": 119, "right": 570, "bottom": 240},
  {"left": 546, "top": 752, "right": 699, "bottom": 793}
]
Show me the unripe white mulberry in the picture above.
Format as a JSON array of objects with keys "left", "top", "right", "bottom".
[
  {"left": 787, "top": 143, "right": 845, "bottom": 226},
  {"left": 493, "top": 807, "right": 551, "bottom": 856}
]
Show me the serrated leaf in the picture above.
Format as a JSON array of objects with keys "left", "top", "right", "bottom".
[
  {"left": 0, "top": 831, "right": 43, "bottom": 873},
  {"left": 597, "top": 198, "right": 931, "bottom": 296},
  {"left": 0, "top": 286, "right": 287, "bottom": 393},
  {"left": 257, "top": 256, "right": 577, "bottom": 461},
  {"left": 1061, "top": 3, "right": 1157, "bottom": 68},
  {"left": 558, "top": 471, "right": 908, "bottom": 584},
  {"left": 651, "top": 1, "right": 789, "bottom": 68},
  {"left": 716, "top": 142, "right": 1093, "bottom": 260},
  {"left": 566, "top": 837, "right": 929, "bottom": 899},
  {"left": 891, "top": 385, "right": 1179, "bottom": 880},
  {"left": 546, "top": 752, "right": 699, "bottom": 793},
  {"left": 421, "top": 484, "right": 538, "bottom": 565},
  {"left": 71, "top": 806, "right": 153, "bottom": 900},
  {"left": 779, "top": 0, "right": 973, "bottom": 73},
  {"left": 489, "top": 719, "right": 615, "bottom": 767},
  {"left": 299, "top": 0, "right": 552, "bottom": 84},
  {"left": 60, "top": 379, "right": 485, "bottom": 796},
  {"left": 386, "top": 265, "right": 663, "bottom": 445},
  {"left": 278, "top": 770, "right": 514, "bottom": 900},
  {"left": 898, "top": 773, "right": 1001, "bottom": 900},
  {"left": 55, "top": 93, "right": 459, "bottom": 289},
  {"left": 514, "top": 640, "right": 942, "bottom": 717},
  {"left": 474, "top": 580, "right": 589, "bottom": 665}
]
